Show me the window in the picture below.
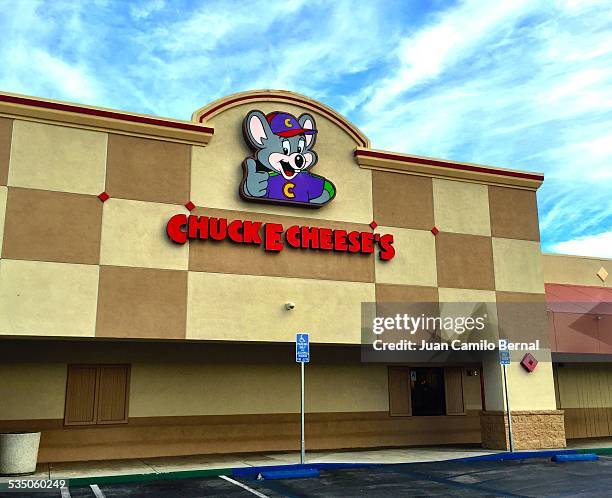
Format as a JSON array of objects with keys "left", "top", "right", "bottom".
[
  {"left": 64, "top": 365, "right": 130, "bottom": 426},
  {"left": 411, "top": 367, "right": 446, "bottom": 416},
  {"left": 388, "top": 366, "right": 464, "bottom": 416}
]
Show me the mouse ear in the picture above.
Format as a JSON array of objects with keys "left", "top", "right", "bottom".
[
  {"left": 244, "top": 110, "right": 270, "bottom": 149},
  {"left": 298, "top": 113, "right": 317, "bottom": 148}
]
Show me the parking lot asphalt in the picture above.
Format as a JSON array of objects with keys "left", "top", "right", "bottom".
[{"left": 3, "top": 456, "right": 612, "bottom": 497}]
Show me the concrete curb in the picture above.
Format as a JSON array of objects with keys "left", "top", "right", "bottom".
[
  {"left": 68, "top": 467, "right": 233, "bottom": 487},
  {"left": 451, "top": 449, "right": 578, "bottom": 462},
  {"left": 65, "top": 447, "right": 612, "bottom": 487},
  {"left": 576, "top": 447, "right": 612, "bottom": 456}
]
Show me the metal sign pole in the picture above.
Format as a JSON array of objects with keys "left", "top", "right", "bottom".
[
  {"left": 300, "top": 361, "right": 305, "bottom": 465},
  {"left": 502, "top": 363, "right": 514, "bottom": 452},
  {"left": 296, "top": 333, "right": 309, "bottom": 465}
]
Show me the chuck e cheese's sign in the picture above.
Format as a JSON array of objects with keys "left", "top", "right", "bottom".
[
  {"left": 166, "top": 214, "right": 395, "bottom": 260},
  {"left": 165, "top": 108, "right": 396, "bottom": 261}
]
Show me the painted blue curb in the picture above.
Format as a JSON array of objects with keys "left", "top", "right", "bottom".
[
  {"left": 552, "top": 453, "right": 598, "bottom": 462},
  {"left": 232, "top": 449, "right": 585, "bottom": 479},
  {"left": 232, "top": 462, "right": 377, "bottom": 478},
  {"left": 261, "top": 468, "right": 320, "bottom": 480},
  {"left": 453, "top": 449, "right": 578, "bottom": 462}
]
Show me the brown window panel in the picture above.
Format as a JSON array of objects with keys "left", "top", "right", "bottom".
[
  {"left": 388, "top": 366, "right": 412, "bottom": 416},
  {"left": 96, "top": 366, "right": 130, "bottom": 424},
  {"left": 64, "top": 366, "right": 98, "bottom": 426},
  {"left": 444, "top": 367, "right": 465, "bottom": 415},
  {"left": 64, "top": 365, "right": 130, "bottom": 426}
]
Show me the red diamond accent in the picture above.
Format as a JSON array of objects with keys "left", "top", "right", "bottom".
[
  {"left": 98, "top": 192, "right": 109, "bottom": 202},
  {"left": 431, "top": 226, "right": 439, "bottom": 235},
  {"left": 520, "top": 352, "right": 538, "bottom": 372},
  {"left": 369, "top": 220, "right": 378, "bottom": 230},
  {"left": 184, "top": 201, "right": 196, "bottom": 211}
]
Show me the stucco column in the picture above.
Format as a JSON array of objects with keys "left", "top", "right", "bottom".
[{"left": 480, "top": 349, "right": 566, "bottom": 450}]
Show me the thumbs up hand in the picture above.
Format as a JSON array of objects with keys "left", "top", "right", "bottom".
[{"left": 244, "top": 158, "right": 269, "bottom": 197}]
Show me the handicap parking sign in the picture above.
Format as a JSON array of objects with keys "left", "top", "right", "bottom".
[
  {"left": 499, "top": 350, "right": 511, "bottom": 365},
  {"left": 296, "top": 333, "right": 310, "bottom": 363}
]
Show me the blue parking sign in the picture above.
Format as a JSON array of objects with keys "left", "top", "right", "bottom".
[
  {"left": 499, "top": 350, "right": 511, "bottom": 365},
  {"left": 296, "top": 333, "right": 310, "bottom": 363}
]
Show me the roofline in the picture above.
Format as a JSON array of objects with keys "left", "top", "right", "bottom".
[
  {"left": 192, "top": 89, "right": 370, "bottom": 148},
  {"left": 0, "top": 91, "right": 214, "bottom": 145},
  {"left": 542, "top": 252, "right": 611, "bottom": 262},
  {"left": 354, "top": 147, "right": 544, "bottom": 190}
]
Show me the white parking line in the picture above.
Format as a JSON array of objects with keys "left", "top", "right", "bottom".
[
  {"left": 90, "top": 484, "right": 106, "bottom": 498},
  {"left": 219, "top": 475, "right": 270, "bottom": 498},
  {"left": 60, "top": 487, "right": 71, "bottom": 498}
]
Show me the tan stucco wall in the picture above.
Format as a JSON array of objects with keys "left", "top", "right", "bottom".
[
  {"left": 0, "top": 92, "right": 551, "bottom": 348},
  {"left": 432, "top": 179, "right": 491, "bottom": 236},
  {"left": 543, "top": 253, "right": 610, "bottom": 287},
  {"left": 129, "top": 363, "right": 389, "bottom": 417},
  {"left": 186, "top": 272, "right": 374, "bottom": 343},
  {"left": 100, "top": 198, "right": 189, "bottom": 271},
  {"left": 0, "top": 185, "right": 6, "bottom": 256},
  {"left": 0, "top": 360, "right": 483, "bottom": 421},
  {"left": 9, "top": 120, "right": 107, "bottom": 195},
  {"left": 492, "top": 238, "right": 544, "bottom": 293},
  {"left": 374, "top": 225, "right": 437, "bottom": 286},
  {"left": 0, "top": 259, "right": 99, "bottom": 337},
  {"left": 482, "top": 350, "right": 557, "bottom": 411},
  {"left": 556, "top": 365, "right": 612, "bottom": 408},
  {"left": 0, "top": 363, "right": 67, "bottom": 420},
  {"left": 463, "top": 370, "right": 483, "bottom": 410}
]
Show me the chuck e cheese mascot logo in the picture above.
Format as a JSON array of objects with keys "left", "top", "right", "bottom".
[
  {"left": 165, "top": 108, "right": 395, "bottom": 261},
  {"left": 240, "top": 110, "right": 335, "bottom": 207}
]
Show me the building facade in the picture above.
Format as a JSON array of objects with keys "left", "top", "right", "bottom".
[{"left": 0, "top": 90, "right": 609, "bottom": 463}]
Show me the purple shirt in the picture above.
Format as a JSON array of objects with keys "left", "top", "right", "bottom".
[{"left": 266, "top": 172, "right": 324, "bottom": 203}]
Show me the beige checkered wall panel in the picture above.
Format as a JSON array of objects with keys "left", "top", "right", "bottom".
[
  {"left": 0, "top": 110, "right": 546, "bottom": 342},
  {"left": 8, "top": 120, "right": 107, "bottom": 195},
  {"left": 0, "top": 186, "right": 6, "bottom": 258},
  {"left": 0, "top": 259, "right": 99, "bottom": 337}
]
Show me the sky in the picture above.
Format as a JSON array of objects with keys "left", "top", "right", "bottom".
[{"left": 0, "top": 0, "right": 610, "bottom": 258}]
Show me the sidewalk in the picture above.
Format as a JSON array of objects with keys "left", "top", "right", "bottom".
[
  {"left": 5, "top": 440, "right": 612, "bottom": 484},
  {"left": 1, "top": 446, "right": 501, "bottom": 482},
  {"left": 566, "top": 437, "right": 612, "bottom": 450}
]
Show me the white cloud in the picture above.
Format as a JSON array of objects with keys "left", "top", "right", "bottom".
[
  {"left": 351, "top": 0, "right": 611, "bottom": 254},
  {"left": 0, "top": 0, "right": 101, "bottom": 103},
  {"left": 130, "top": 0, "right": 165, "bottom": 20},
  {"left": 0, "top": 0, "right": 608, "bottom": 253},
  {"left": 30, "top": 50, "right": 98, "bottom": 101},
  {"left": 364, "top": 0, "right": 533, "bottom": 114},
  {"left": 551, "top": 231, "right": 612, "bottom": 258}
]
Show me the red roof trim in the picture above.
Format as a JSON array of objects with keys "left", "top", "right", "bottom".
[
  {"left": 198, "top": 93, "right": 367, "bottom": 147},
  {"left": 354, "top": 149, "right": 544, "bottom": 181},
  {"left": 0, "top": 94, "right": 214, "bottom": 135}
]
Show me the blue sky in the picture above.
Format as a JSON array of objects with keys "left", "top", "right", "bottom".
[{"left": 0, "top": 0, "right": 610, "bottom": 257}]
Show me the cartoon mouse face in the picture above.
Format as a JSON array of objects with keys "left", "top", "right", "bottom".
[
  {"left": 240, "top": 110, "right": 335, "bottom": 207},
  {"left": 246, "top": 111, "right": 317, "bottom": 180}
]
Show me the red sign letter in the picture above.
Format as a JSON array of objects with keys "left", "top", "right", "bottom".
[
  {"left": 228, "top": 220, "right": 244, "bottom": 243},
  {"left": 378, "top": 234, "right": 395, "bottom": 261},
  {"left": 188, "top": 215, "right": 209, "bottom": 239},
  {"left": 167, "top": 214, "right": 188, "bottom": 244},
  {"left": 243, "top": 221, "right": 262, "bottom": 245},
  {"left": 285, "top": 225, "right": 301, "bottom": 248},
  {"left": 264, "top": 223, "right": 284, "bottom": 251}
]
